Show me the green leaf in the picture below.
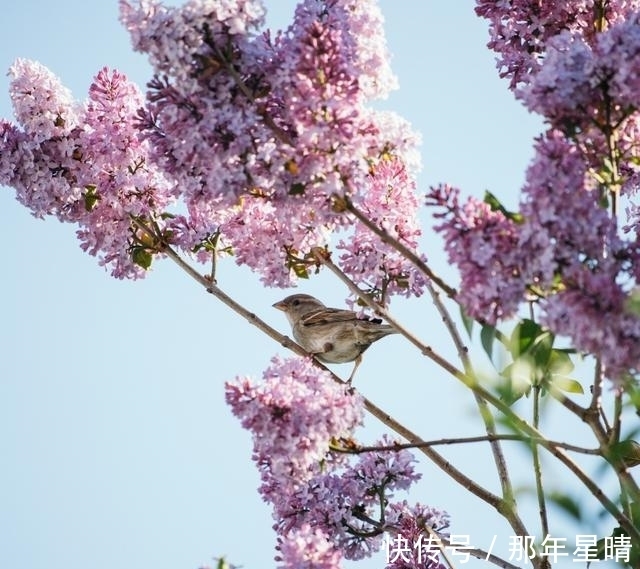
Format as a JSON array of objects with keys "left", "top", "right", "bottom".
[
  {"left": 622, "top": 381, "right": 640, "bottom": 416},
  {"left": 547, "top": 491, "right": 582, "bottom": 520},
  {"left": 595, "top": 526, "right": 639, "bottom": 565},
  {"left": 531, "top": 332, "right": 554, "bottom": 370},
  {"left": 289, "top": 182, "right": 306, "bottom": 195},
  {"left": 501, "top": 319, "right": 584, "bottom": 398},
  {"left": 483, "top": 190, "right": 502, "bottom": 211},
  {"left": 83, "top": 185, "right": 99, "bottom": 212},
  {"left": 131, "top": 247, "right": 153, "bottom": 270},
  {"left": 480, "top": 324, "right": 496, "bottom": 361},
  {"left": 547, "top": 349, "right": 574, "bottom": 375},
  {"left": 459, "top": 306, "right": 474, "bottom": 337},
  {"left": 483, "top": 190, "right": 524, "bottom": 223},
  {"left": 548, "top": 376, "right": 584, "bottom": 394},
  {"left": 625, "top": 288, "right": 640, "bottom": 316},
  {"left": 499, "top": 359, "right": 533, "bottom": 404},
  {"left": 508, "top": 319, "right": 560, "bottom": 377},
  {"left": 291, "top": 262, "right": 309, "bottom": 279},
  {"left": 509, "top": 318, "right": 543, "bottom": 356},
  {"left": 598, "top": 191, "right": 610, "bottom": 209},
  {"left": 610, "top": 440, "right": 640, "bottom": 467}
]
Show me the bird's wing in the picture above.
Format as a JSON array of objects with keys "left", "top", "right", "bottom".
[{"left": 300, "top": 307, "right": 358, "bottom": 326}]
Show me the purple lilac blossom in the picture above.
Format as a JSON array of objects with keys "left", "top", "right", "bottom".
[
  {"left": 225, "top": 356, "right": 364, "bottom": 488},
  {"left": 338, "top": 157, "right": 427, "bottom": 299},
  {"left": 425, "top": 2, "right": 640, "bottom": 380},
  {"left": 2, "top": 0, "right": 424, "bottom": 294},
  {"left": 1, "top": 63, "right": 177, "bottom": 279},
  {"left": 119, "top": 0, "right": 421, "bottom": 287}
]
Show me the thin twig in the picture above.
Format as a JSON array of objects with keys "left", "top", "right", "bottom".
[
  {"left": 341, "top": 196, "right": 456, "bottom": 298},
  {"left": 590, "top": 359, "right": 604, "bottom": 418},
  {"left": 312, "top": 248, "right": 533, "bottom": 537},
  {"left": 157, "top": 241, "right": 509, "bottom": 517},
  {"left": 308, "top": 245, "right": 639, "bottom": 538},
  {"left": 312, "top": 247, "right": 464, "bottom": 379},
  {"left": 424, "top": 274, "right": 518, "bottom": 519},
  {"left": 610, "top": 389, "right": 623, "bottom": 446},
  {"left": 209, "top": 231, "right": 220, "bottom": 284},
  {"left": 333, "top": 435, "right": 601, "bottom": 456},
  {"left": 418, "top": 527, "right": 455, "bottom": 569},
  {"left": 343, "top": 390, "right": 505, "bottom": 511},
  {"left": 130, "top": 216, "right": 639, "bottom": 543},
  {"left": 532, "top": 385, "right": 550, "bottom": 539}
]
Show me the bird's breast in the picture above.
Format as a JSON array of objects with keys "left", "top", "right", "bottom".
[{"left": 292, "top": 322, "right": 367, "bottom": 364}]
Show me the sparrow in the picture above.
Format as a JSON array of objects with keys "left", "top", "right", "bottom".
[{"left": 273, "top": 293, "right": 397, "bottom": 382}]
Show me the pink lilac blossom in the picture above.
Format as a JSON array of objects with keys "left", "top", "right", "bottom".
[
  {"left": 1, "top": 61, "right": 177, "bottom": 279},
  {"left": 2, "top": 60, "right": 83, "bottom": 219},
  {"left": 214, "top": 194, "right": 333, "bottom": 287},
  {"left": 474, "top": 0, "right": 640, "bottom": 91},
  {"left": 623, "top": 179, "right": 640, "bottom": 280},
  {"left": 272, "top": 467, "right": 388, "bottom": 560},
  {"left": 436, "top": 5, "right": 640, "bottom": 380},
  {"left": 519, "top": 13, "right": 640, "bottom": 126},
  {"left": 519, "top": 130, "right": 620, "bottom": 277},
  {"left": 519, "top": 131, "right": 640, "bottom": 378},
  {"left": 0, "top": 119, "right": 82, "bottom": 220},
  {"left": 594, "top": 12, "right": 640, "bottom": 110},
  {"left": 119, "top": 0, "right": 266, "bottom": 84},
  {"left": 543, "top": 265, "right": 640, "bottom": 379},
  {"left": 4, "top": 1, "right": 423, "bottom": 293},
  {"left": 227, "top": 364, "right": 437, "bottom": 564},
  {"left": 428, "top": 125, "right": 640, "bottom": 374},
  {"left": 384, "top": 501, "right": 449, "bottom": 569},
  {"left": 275, "top": 524, "right": 343, "bottom": 569},
  {"left": 225, "top": 356, "right": 364, "bottom": 488},
  {"left": 338, "top": 157, "right": 427, "bottom": 299},
  {"left": 8, "top": 58, "right": 80, "bottom": 143},
  {"left": 267, "top": 435, "right": 429, "bottom": 562},
  {"left": 286, "top": 0, "right": 398, "bottom": 100},
  {"left": 429, "top": 126, "right": 640, "bottom": 377},
  {"left": 70, "top": 68, "right": 178, "bottom": 279},
  {"left": 475, "top": 0, "right": 596, "bottom": 90},
  {"left": 518, "top": 31, "right": 595, "bottom": 122},
  {"left": 119, "top": 0, "right": 421, "bottom": 288},
  {"left": 426, "top": 184, "right": 524, "bottom": 323}
]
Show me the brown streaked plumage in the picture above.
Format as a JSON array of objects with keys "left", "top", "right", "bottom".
[{"left": 273, "top": 293, "right": 396, "bottom": 382}]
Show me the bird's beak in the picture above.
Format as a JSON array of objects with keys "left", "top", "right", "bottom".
[{"left": 272, "top": 300, "right": 287, "bottom": 311}]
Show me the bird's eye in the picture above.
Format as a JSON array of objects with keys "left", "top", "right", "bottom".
[{"left": 292, "top": 299, "right": 300, "bottom": 306}]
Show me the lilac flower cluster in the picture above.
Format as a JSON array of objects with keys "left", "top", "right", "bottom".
[
  {"left": 226, "top": 359, "right": 448, "bottom": 566},
  {"left": 428, "top": 2, "right": 640, "bottom": 380},
  {"left": 2, "top": 0, "right": 423, "bottom": 293},
  {"left": 474, "top": 0, "right": 640, "bottom": 90},
  {"left": 275, "top": 524, "right": 343, "bottom": 569},
  {"left": 226, "top": 356, "right": 364, "bottom": 486},
  {"left": 385, "top": 501, "right": 449, "bottom": 569},
  {"left": 519, "top": 13, "right": 640, "bottom": 125},
  {"left": 120, "top": 0, "right": 422, "bottom": 287},
  {"left": 338, "top": 157, "right": 427, "bottom": 299},
  {"left": 1, "top": 63, "right": 176, "bottom": 278},
  {"left": 428, "top": 184, "right": 524, "bottom": 322}
]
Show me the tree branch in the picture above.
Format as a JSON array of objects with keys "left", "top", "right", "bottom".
[
  {"left": 340, "top": 195, "right": 456, "bottom": 298},
  {"left": 158, "top": 243, "right": 511, "bottom": 521}
]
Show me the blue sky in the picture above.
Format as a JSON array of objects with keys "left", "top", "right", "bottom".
[{"left": 1, "top": 2, "right": 619, "bottom": 569}]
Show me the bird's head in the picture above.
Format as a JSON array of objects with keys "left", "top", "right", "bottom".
[{"left": 273, "top": 294, "right": 325, "bottom": 324}]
